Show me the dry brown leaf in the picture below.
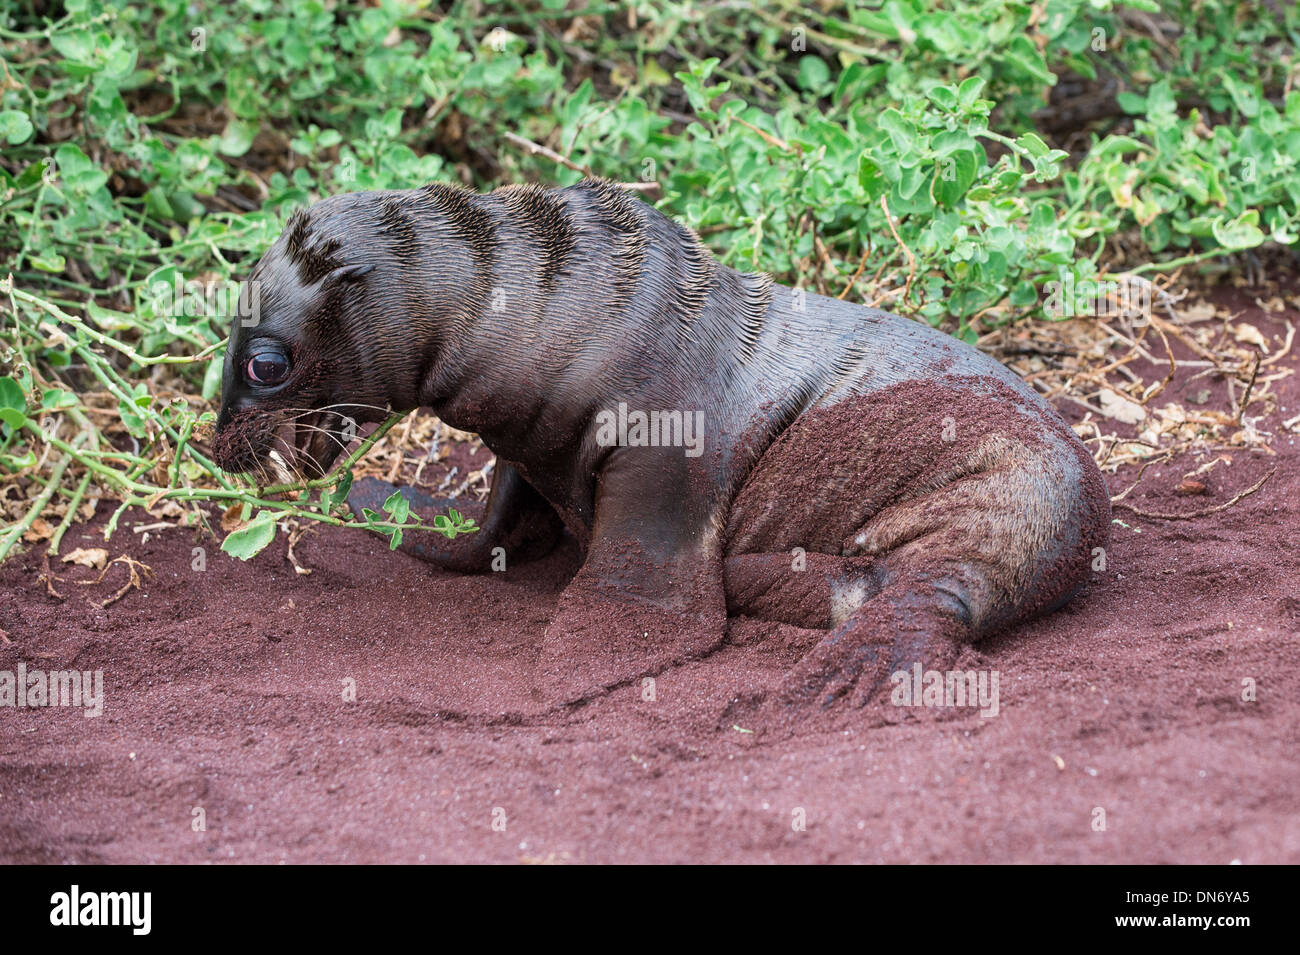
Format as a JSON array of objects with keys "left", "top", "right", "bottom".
[
  {"left": 221, "top": 503, "right": 246, "bottom": 533},
  {"left": 1098, "top": 389, "right": 1146, "bottom": 424},
  {"left": 1233, "top": 323, "right": 1270, "bottom": 352},
  {"left": 147, "top": 499, "right": 185, "bottom": 519},
  {"left": 62, "top": 547, "right": 108, "bottom": 569},
  {"left": 1181, "top": 300, "right": 1217, "bottom": 322},
  {"left": 22, "top": 517, "right": 55, "bottom": 542}
]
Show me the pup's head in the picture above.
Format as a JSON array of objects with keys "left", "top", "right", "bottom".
[{"left": 210, "top": 200, "right": 387, "bottom": 483}]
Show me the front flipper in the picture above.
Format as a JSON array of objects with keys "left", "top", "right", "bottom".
[
  {"left": 347, "top": 461, "right": 564, "bottom": 572},
  {"left": 535, "top": 447, "right": 728, "bottom": 703}
]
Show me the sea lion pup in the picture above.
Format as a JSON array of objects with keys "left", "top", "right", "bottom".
[{"left": 211, "top": 179, "right": 1110, "bottom": 707}]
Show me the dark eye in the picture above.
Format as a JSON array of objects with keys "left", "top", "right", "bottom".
[{"left": 246, "top": 349, "right": 290, "bottom": 385}]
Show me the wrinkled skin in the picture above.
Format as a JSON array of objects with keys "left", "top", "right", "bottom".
[{"left": 212, "top": 180, "right": 1110, "bottom": 708}]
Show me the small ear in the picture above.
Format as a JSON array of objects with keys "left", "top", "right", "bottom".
[{"left": 324, "top": 263, "right": 375, "bottom": 285}]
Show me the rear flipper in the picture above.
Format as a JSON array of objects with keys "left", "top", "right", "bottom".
[
  {"left": 776, "top": 574, "right": 972, "bottom": 709},
  {"left": 347, "top": 461, "right": 564, "bottom": 572},
  {"left": 726, "top": 439, "right": 1107, "bottom": 709},
  {"left": 725, "top": 550, "right": 974, "bottom": 708}
]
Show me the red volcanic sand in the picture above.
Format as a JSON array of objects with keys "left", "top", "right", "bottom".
[{"left": 2, "top": 297, "right": 1298, "bottom": 864}]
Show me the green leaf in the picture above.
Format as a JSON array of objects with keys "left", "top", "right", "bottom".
[
  {"left": 883, "top": 0, "right": 917, "bottom": 43},
  {"left": 29, "top": 252, "right": 67, "bottom": 273},
  {"left": 40, "top": 388, "right": 78, "bottom": 411},
  {"left": 1116, "top": 91, "right": 1146, "bottom": 115},
  {"left": 933, "top": 149, "right": 978, "bottom": 207},
  {"left": 898, "top": 164, "right": 926, "bottom": 200},
  {"left": 1219, "top": 71, "right": 1259, "bottom": 119},
  {"left": 16, "top": 159, "right": 49, "bottom": 187},
  {"left": 49, "top": 30, "right": 96, "bottom": 65},
  {"left": 931, "top": 129, "right": 978, "bottom": 158},
  {"left": 1000, "top": 35, "right": 1055, "bottom": 86},
  {"left": 1090, "top": 135, "right": 1148, "bottom": 159},
  {"left": 86, "top": 301, "right": 133, "bottom": 331},
  {"left": 334, "top": 469, "right": 354, "bottom": 507},
  {"left": 1144, "top": 80, "right": 1179, "bottom": 127},
  {"left": 53, "top": 143, "right": 108, "bottom": 194},
  {"left": 0, "top": 110, "right": 34, "bottom": 145},
  {"left": 1009, "top": 281, "right": 1039, "bottom": 307},
  {"left": 382, "top": 489, "right": 410, "bottom": 524},
  {"left": 117, "top": 383, "right": 151, "bottom": 433},
  {"left": 221, "top": 515, "right": 278, "bottom": 560},
  {"left": 833, "top": 62, "right": 886, "bottom": 104},
  {"left": 925, "top": 86, "right": 958, "bottom": 111},
  {"left": 878, "top": 108, "right": 915, "bottom": 154},
  {"left": 858, "top": 154, "right": 888, "bottom": 200},
  {"left": 1016, "top": 132, "right": 1051, "bottom": 160},
  {"left": 219, "top": 119, "right": 260, "bottom": 157},
  {"left": 1211, "top": 211, "right": 1265, "bottom": 250},
  {"left": 797, "top": 56, "right": 831, "bottom": 92},
  {"left": 957, "top": 76, "right": 986, "bottom": 110}
]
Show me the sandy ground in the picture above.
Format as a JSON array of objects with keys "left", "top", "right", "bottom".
[{"left": 1, "top": 293, "right": 1297, "bottom": 864}]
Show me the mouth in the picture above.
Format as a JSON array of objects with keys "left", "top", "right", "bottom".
[
  {"left": 269, "top": 410, "right": 347, "bottom": 482},
  {"left": 211, "top": 408, "right": 349, "bottom": 485}
]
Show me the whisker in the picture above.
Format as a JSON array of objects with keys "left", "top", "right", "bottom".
[
  {"left": 240, "top": 432, "right": 272, "bottom": 488},
  {"left": 272, "top": 403, "right": 393, "bottom": 418},
  {"left": 289, "top": 422, "right": 352, "bottom": 452},
  {"left": 315, "top": 401, "right": 394, "bottom": 414},
  {"left": 275, "top": 410, "right": 352, "bottom": 435}
]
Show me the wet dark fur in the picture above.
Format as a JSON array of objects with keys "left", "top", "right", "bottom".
[{"left": 213, "top": 179, "right": 1111, "bottom": 707}]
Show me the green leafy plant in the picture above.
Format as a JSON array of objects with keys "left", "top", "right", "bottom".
[{"left": 1, "top": 0, "right": 1296, "bottom": 563}]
